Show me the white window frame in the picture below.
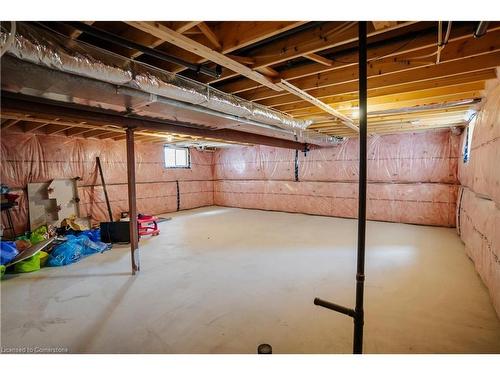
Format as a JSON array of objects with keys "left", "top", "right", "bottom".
[
  {"left": 164, "top": 146, "right": 190, "bottom": 169},
  {"left": 463, "top": 117, "right": 476, "bottom": 164}
]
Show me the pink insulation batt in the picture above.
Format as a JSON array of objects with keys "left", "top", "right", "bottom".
[
  {"left": 0, "top": 133, "right": 214, "bottom": 232},
  {"left": 214, "top": 129, "right": 460, "bottom": 227},
  {"left": 457, "top": 82, "right": 500, "bottom": 318}
]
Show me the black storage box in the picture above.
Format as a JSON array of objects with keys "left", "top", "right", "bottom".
[{"left": 100, "top": 221, "right": 130, "bottom": 243}]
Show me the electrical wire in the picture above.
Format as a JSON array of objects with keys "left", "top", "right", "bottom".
[
  {"left": 405, "top": 21, "right": 452, "bottom": 63},
  {"left": 436, "top": 21, "right": 452, "bottom": 64}
]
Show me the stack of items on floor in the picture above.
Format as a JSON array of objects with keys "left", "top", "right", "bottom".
[{"left": 0, "top": 216, "right": 111, "bottom": 280}]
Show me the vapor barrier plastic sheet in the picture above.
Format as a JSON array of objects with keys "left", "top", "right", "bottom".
[
  {"left": 214, "top": 181, "right": 457, "bottom": 227},
  {"left": 457, "top": 81, "right": 500, "bottom": 318},
  {"left": 213, "top": 129, "right": 460, "bottom": 227},
  {"left": 215, "top": 130, "right": 460, "bottom": 183},
  {"left": 459, "top": 83, "right": 500, "bottom": 206},
  {"left": 0, "top": 133, "right": 214, "bottom": 232},
  {"left": 457, "top": 187, "right": 500, "bottom": 317}
]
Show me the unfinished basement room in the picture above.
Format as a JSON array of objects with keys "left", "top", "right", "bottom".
[{"left": 1, "top": 3, "right": 500, "bottom": 367}]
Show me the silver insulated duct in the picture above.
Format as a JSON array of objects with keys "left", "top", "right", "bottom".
[{"left": 0, "top": 22, "right": 339, "bottom": 146}]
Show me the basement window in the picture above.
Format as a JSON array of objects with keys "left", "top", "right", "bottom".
[
  {"left": 164, "top": 146, "right": 190, "bottom": 168},
  {"left": 463, "top": 116, "right": 476, "bottom": 163}
]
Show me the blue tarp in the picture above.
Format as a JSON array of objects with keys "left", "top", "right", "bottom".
[{"left": 47, "top": 234, "right": 110, "bottom": 267}]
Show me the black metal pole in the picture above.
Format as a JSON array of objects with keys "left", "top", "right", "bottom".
[
  {"left": 353, "top": 20, "right": 368, "bottom": 355},
  {"left": 96, "top": 156, "right": 114, "bottom": 222}
]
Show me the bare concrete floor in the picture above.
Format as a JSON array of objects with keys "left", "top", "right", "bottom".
[{"left": 1, "top": 206, "right": 500, "bottom": 353}]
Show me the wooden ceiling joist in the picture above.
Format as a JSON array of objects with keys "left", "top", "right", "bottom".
[
  {"left": 44, "top": 124, "right": 73, "bottom": 135},
  {"left": 171, "top": 21, "right": 307, "bottom": 74},
  {"left": 69, "top": 21, "right": 94, "bottom": 39},
  {"left": 272, "top": 70, "right": 496, "bottom": 118},
  {"left": 372, "top": 21, "right": 399, "bottom": 31},
  {"left": 1, "top": 96, "right": 307, "bottom": 150},
  {"left": 304, "top": 53, "right": 334, "bottom": 67},
  {"left": 65, "top": 127, "right": 94, "bottom": 137},
  {"left": 197, "top": 21, "right": 419, "bottom": 87},
  {"left": 240, "top": 31, "right": 500, "bottom": 104},
  {"left": 289, "top": 89, "right": 483, "bottom": 118},
  {"left": 216, "top": 24, "right": 500, "bottom": 96},
  {"left": 197, "top": 22, "right": 222, "bottom": 50},
  {"left": 0, "top": 119, "right": 21, "bottom": 130},
  {"left": 253, "top": 53, "right": 500, "bottom": 109},
  {"left": 276, "top": 79, "right": 487, "bottom": 113},
  {"left": 22, "top": 121, "right": 54, "bottom": 133},
  {"left": 5, "top": 21, "right": 500, "bottom": 139},
  {"left": 277, "top": 79, "right": 359, "bottom": 131},
  {"left": 125, "top": 21, "right": 284, "bottom": 92}
]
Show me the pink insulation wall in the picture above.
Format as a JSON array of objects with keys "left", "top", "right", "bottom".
[
  {"left": 214, "top": 129, "right": 460, "bottom": 227},
  {"left": 457, "top": 81, "right": 500, "bottom": 317},
  {"left": 0, "top": 133, "right": 214, "bottom": 233}
]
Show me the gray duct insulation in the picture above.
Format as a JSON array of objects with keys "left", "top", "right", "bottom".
[{"left": 0, "top": 23, "right": 338, "bottom": 146}]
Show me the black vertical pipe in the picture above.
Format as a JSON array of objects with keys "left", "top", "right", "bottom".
[
  {"left": 176, "top": 180, "right": 180, "bottom": 211},
  {"left": 353, "top": 21, "right": 368, "bottom": 354},
  {"left": 96, "top": 156, "right": 113, "bottom": 222},
  {"left": 294, "top": 149, "right": 299, "bottom": 182}
]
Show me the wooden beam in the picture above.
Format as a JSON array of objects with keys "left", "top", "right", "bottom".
[
  {"left": 249, "top": 51, "right": 500, "bottom": 107},
  {"left": 97, "top": 131, "right": 124, "bottom": 139},
  {"left": 240, "top": 30, "right": 500, "bottom": 103},
  {"left": 277, "top": 80, "right": 359, "bottom": 131},
  {"left": 174, "top": 21, "right": 202, "bottom": 34},
  {"left": 83, "top": 129, "right": 114, "bottom": 138},
  {"left": 200, "top": 21, "right": 419, "bottom": 86},
  {"left": 288, "top": 88, "right": 484, "bottom": 117},
  {"left": 267, "top": 69, "right": 497, "bottom": 110},
  {"left": 126, "top": 127, "right": 140, "bottom": 275},
  {"left": 2, "top": 96, "right": 307, "bottom": 150},
  {"left": 309, "top": 106, "right": 471, "bottom": 127},
  {"left": 1, "top": 113, "right": 251, "bottom": 145},
  {"left": 23, "top": 121, "right": 52, "bottom": 132},
  {"left": 197, "top": 22, "right": 222, "bottom": 50},
  {"left": 171, "top": 21, "right": 306, "bottom": 74},
  {"left": 0, "top": 119, "right": 21, "bottom": 130},
  {"left": 372, "top": 21, "right": 398, "bottom": 31},
  {"left": 122, "top": 21, "right": 202, "bottom": 60},
  {"left": 44, "top": 124, "right": 72, "bottom": 135},
  {"left": 125, "top": 21, "right": 283, "bottom": 92},
  {"left": 247, "top": 21, "right": 362, "bottom": 68},
  {"left": 304, "top": 53, "right": 334, "bottom": 66},
  {"left": 69, "top": 21, "right": 94, "bottom": 39},
  {"left": 276, "top": 79, "right": 487, "bottom": 113},
  {"left": 226, "top": 55, "right": 255, "bottom": 65},
  {"left": 214, "top": 21, "right": 307, "bottom": 54},
  {"left": 216, "top": 24, "right": 500, "bottom": 95},
  {"left": 255, "top": 66, "right": 280, "bottom": 78}
]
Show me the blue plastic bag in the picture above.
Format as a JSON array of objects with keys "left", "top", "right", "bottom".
[
  {"left": 79, "top": 229, "right": 101, "bottom": 243},
  {"left": 65, "top": 228, "right": 101, "bottom": 242},
  {"left": 47, "top": 235, "right": 110, "bottom": 267},
  {"left": 1, "top": 241, "right": 18, "bottom": 265}
]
